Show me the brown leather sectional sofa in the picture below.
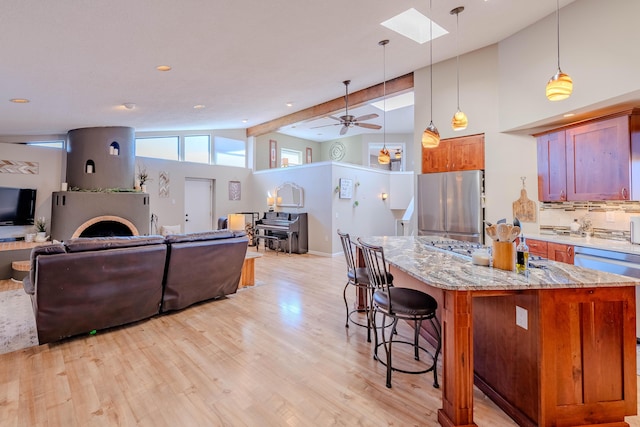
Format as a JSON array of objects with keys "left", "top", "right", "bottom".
[{"left": 23, "top": 231, "right": 248, "bottom": 344}]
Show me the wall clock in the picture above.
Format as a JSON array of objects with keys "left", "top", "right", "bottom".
[{"left": 330, "top": 141, "right": 346, "bottom": 161}]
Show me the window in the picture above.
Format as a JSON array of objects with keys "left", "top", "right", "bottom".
[
  {"left": 184, "top": 135, "right": 210, "bottom": 164},
  {"left": 135, "top": 136, "right": 179, "bottom": 160},
  {"left": 214, "top": 137, "right": 245, "bottom": 167},
  {"left": 280, "top": 148, "right": 302, "bottom": 167},
  {"left": 26, "top": 140, "right": 64, "bottom": 149}
]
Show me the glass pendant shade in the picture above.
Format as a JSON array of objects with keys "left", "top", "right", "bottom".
[
  {"left": 546, "top": 69, "right": 573, "bottom": 101},
  {"left": 421, "top": 121, "right": 440, "bottom": 148},
  {"left": 378, "top": 147, "right": 390, "bottom": 164},
  {"left": 395, "top": 149, "right": 402, "bottom": 160},
  {"left": 451, "top": 110, "right": 468, "bottom": 131}
]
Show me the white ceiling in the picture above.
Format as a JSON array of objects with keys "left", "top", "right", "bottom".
[{"left": 0, "top": 0, "right": 575, "bottom": 140}]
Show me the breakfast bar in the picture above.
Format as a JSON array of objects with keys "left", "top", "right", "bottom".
[{"left": 359, "top": 235, "right": 639, "bottom": 427}]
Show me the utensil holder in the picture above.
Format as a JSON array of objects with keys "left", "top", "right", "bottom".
[{"left": 493, "top": 241, "right": 515, "bottom": 271}]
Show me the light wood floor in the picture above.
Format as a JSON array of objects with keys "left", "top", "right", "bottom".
[{"left": 1, "top": 251, "right": 640, "bottom": 426}]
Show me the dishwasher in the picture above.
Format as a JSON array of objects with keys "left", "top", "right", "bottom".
[{"left": 574, "top": 246, "right": 640, "bottom": 340}]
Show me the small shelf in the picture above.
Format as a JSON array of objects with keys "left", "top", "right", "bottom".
[
  {"left": 85, "top": 159, "right": 96, "bottom": 174},
  {"left": 109, "top": 141, "right": 120, "bottom": 156}
]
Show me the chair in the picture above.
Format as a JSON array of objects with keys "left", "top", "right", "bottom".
[
  {"left": 338, "top": 230, "right": 374, "bottom": 342},
  {"left": 358, "top": 238, "right": 441, "bottom": 389}
]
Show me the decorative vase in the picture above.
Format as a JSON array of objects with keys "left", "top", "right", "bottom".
[
  {"left": 35, "top": 232, "right": 47, "bottom": 242},
  {"left": 141, "top": 184, "right": 147, "bottom": 193}
]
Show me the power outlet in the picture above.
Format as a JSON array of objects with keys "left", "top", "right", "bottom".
[
  {"left": 516, "top": 306, "right": 528, "bottom": 330},
  {"left": 606, "top": 211, "right": 615, "bottom": 222}
]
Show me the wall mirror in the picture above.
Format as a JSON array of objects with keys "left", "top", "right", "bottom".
[{"left": 276, "top": 182, "right": 304, "bottom": 208}]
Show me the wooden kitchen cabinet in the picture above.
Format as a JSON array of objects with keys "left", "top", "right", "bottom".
[
  {"left": 422, "top": 133, "right": 484, "bottom": 173},
  {"left": 566, "top": 116, "right": 631, "bottom": 201},
  {"left": 526, "top": 238, "right": 548, "bottom": 258},
  {"left": 526, "top": 238, "right": 574, "bottom": 264},
  {"left": 547, "top": 242, "right": 574, "bottom": 264},
  {"left": 535, "top": 109, "right": 640, "bottom": 202},
  {"left": 537, "top": 131, "right": 567, "bottom": 201}
]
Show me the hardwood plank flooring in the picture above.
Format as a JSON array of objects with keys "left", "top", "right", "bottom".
[{"left": 1, "top": 251, "right": 639, "bottom": 426}]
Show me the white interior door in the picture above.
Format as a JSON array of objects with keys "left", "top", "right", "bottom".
[{"left": 184, "top": 178, "right": 213, "bottom": 233}]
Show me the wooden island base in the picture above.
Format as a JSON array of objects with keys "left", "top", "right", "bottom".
[{"left": 392, "top": 268, "right": 637, "bottom": 427}]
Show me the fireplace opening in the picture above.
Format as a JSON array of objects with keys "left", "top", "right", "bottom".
[
  {"left": 79, "top": 221, "right": 134, "bottom": 238},
  {"left": 70, "top": 215, "right": 140, "bottom": 239}
]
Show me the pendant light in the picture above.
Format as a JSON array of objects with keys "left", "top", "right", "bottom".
[
  {"left": 546, "top": 0, "right": 573, "bottom": 101},
  {"left": 422, "top": 0, "right": 440, "bottom": 148},
  {"left": 378, "top": 39, "right": 391, "bottom": 165},
  {"left": 450, "top": 6, "right": 468, "bottom": 131}
]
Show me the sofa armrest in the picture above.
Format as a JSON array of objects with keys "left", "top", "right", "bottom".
[{"left": 23, "top": 275, "right": 34, "bottom": 295}]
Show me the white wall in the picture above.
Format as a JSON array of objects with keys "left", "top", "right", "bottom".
[
  {"left": 252, "top": 161, "right": 410, "bottom": 255},
  {"left": 0, "top": 143, "right": 64, "bottom": 239}
]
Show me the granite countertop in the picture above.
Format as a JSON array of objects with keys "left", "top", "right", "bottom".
[
  {"left": 358, "top": 236, "right": 640, "bottom": 292},
  {"left": 525, "top": 233, "right": 640, "bottom": 255}
]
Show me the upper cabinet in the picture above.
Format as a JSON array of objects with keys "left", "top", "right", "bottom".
[
  {"left": 536, "top": 110, "right": 640, "bottom": 202},
  {"left": 422, "top": 134, "right": 485, "bottom": 173}
]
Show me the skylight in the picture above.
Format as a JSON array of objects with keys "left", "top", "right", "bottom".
[
  {"left": 371, "top": 92, "right": 414, "bottom": 112},
  {"left": 381, "top": 8, "right": 448, "bottom": 44}
]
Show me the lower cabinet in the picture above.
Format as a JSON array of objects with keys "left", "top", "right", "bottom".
[{"left": 527, "top": 239, "right": 574, "bottom": 264}]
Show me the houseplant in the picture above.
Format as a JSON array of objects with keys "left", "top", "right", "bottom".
[
  {"left": 136, "top": 163, "right": 151, "bottom": 192},
  {"left": 34, "top": 217, "right": 47, "bottom": 242}
]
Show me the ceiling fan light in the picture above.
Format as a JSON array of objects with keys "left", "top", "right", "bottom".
[
  {"left": 546, "top": 69, "right": 573, "bottom": 101},
  {"left": 378, "top": 147, "right": 391, "bottom": 164},
  {"left": 451, "top": 110, "right": 468, "bottom": 131},
  {"left": 421, "top": 121, "right": 440, "bottom": 148}
]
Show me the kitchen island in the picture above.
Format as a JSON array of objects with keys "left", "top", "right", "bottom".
[{"left": 359, "top": 236, "right": 638, "bottom": 427}]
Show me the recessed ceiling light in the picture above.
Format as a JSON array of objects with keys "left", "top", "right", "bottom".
[
  {"left": 156, "top": 65, "right": 172, "bottom": 72},
  {"left": 371, "top": 92, "right": 414, "bottom": 112},
  {"left": 193, "top": 104, "right": 206, "bottom": 109},
  {"left": 286, "top": 102, "right": 293, "bottom": 107},
  {"left": 563, "top": 113, "right": 575, "bottom": 117},
  {"left": 381, "top": 8, "right": 448, "bottom": 44},
  {"left": 10, "top": 98, "right": 30, "bottom": 104},
  {"left": 242, "top": 119, "right": 248, "bottom": 123},
  {"left": 123, "top": 103, "right": 136, "bottom": 110}
]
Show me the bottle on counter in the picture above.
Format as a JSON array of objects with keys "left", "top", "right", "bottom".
[
  {"left": 570, "top": 219, "right": 581, "bottom": 234},
  {"left": 516, "top": 235, "right": 529, "bottom": 274}
]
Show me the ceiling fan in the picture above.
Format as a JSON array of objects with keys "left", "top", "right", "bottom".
[{"left": 312, "top": 80, "right": 381, "bottom": 136}]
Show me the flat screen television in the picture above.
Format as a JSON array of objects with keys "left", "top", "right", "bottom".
[{"left": 0, "top": 187, "right": 37, "bottom": 226}]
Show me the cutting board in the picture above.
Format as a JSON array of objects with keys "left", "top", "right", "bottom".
[{"left": 512, "top": 188, "right": 537, "bottom": 223}]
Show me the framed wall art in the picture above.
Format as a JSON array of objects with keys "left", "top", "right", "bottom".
[
  {"left": 229, "top": 180, "right": 241, "bottom": 201},
  {"left": 306, "top": 147, "right": 312, "bottom": 164},
  {"left": 339, "top": 178, "right": 353, "bottom": 199},
  {"left": 269, "top": 139, "right": 277, "bottom": 169}
]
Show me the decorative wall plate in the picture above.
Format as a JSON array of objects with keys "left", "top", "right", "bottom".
[{"left": 330, "top": 141, "right": 346, "bottom": 161}]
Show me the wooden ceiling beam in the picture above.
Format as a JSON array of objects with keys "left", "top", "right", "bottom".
[{"left": 246, "top": 72, "right": 414, "bottom": 138}]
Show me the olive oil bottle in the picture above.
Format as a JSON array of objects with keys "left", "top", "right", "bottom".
[{"left": 516, "top": 235, "right": 529, "bottom": 274}]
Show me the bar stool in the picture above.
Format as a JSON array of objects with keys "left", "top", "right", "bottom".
[
  {"left": 338, "top": 230, "right": 374, "bottom": 341},
  {"left": 358, "top": 238, "right": 441, "bottom": 389}
]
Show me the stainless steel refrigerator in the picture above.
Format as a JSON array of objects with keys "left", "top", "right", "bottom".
[{"left": 417, "top": 170, "right": 484, "bottom": 243}]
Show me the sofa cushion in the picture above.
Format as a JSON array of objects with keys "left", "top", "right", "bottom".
[
  {"left": 164, "top": 229, "right": 235, "bottom": 244},
  {"left": 65, "top": 235, "right": 165, "bottom": 253},
  {"left": 28, "top": 243, "right": 66, "bottom": 291}
]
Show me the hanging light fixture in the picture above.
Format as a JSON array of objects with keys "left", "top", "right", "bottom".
[
  {"left": 395, "top": 149, "right": 402, "bottom": 160},
  {"left": 450, "top": 6, "right": 468, "bottom": 131},
  {"left": 378, "top": 39, "right": 391, "bottom": 165},
  {"left": 546, "top": 0, "right": 573, "bottom": 101},
  {"left": 422, "top": 0, "right": 440, "bottom": 148}
]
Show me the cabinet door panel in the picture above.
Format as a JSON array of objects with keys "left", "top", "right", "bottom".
[
  {"left": 566, "top": 116, "right": 630, "bottom": 200},
  {"left": 422, "top": 142, "right": 450, "bottom": 173},
  {"left": 548, "top": 242, "right": 574, "bottom": 264},
  {"left": 537, "top": 131, "right": 567, "bottom": 201},
  {"left": 449, "top": 135, "right": 485, "bottom": 171},
  {"left": 527, "top": 239, "right": 548, "bottom": 258}
]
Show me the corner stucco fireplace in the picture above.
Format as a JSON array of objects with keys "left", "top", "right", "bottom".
[{"left": 50, "top": 126, "right": 150, "bottom": 241}]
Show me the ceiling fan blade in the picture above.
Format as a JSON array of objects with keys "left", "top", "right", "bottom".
[
  {"left": 310, "top": 123, "right": 339, "bottom": 129},
  {"left": 327, "top": 115, "right": 342, "bottom": 122},
  {"left": 354, "top": 123, "right": 382, "bottom": 130},
  {"left": 354, "top": 113, "right": 379, "bottom": 121},
  {"left": 340, "top": 125, "right": 349, "bottom": 135}
]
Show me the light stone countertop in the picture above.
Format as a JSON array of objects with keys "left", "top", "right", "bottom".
[
  {"left": 358, "top": 236, "right": 640, "bottom": 292},
  {"left": 524, "top": 233, "right": 640, "bottom": 255}
]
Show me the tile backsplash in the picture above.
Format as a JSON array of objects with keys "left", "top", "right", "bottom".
[{"left": 539, "top": 201, "right": 640, "bottom": 241}]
